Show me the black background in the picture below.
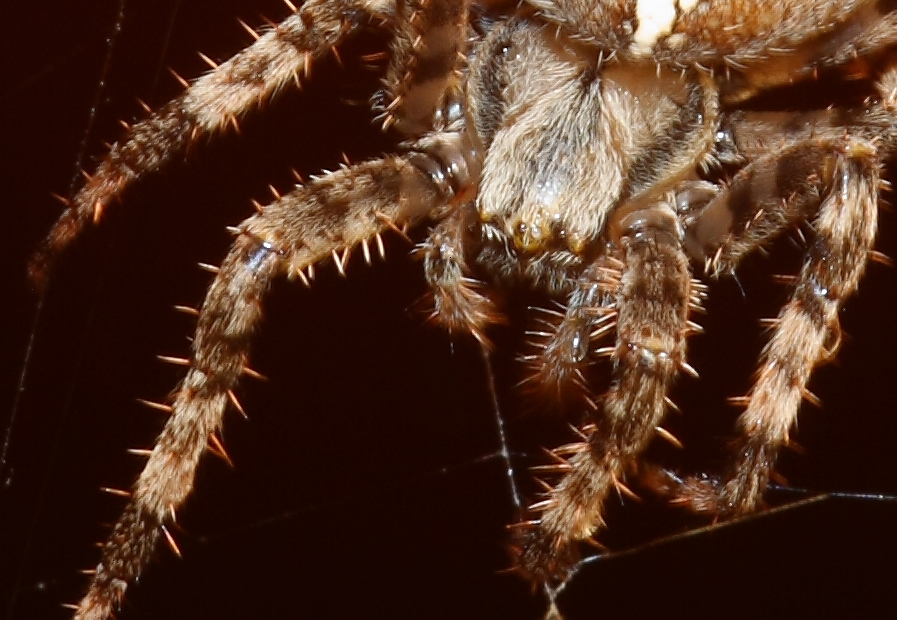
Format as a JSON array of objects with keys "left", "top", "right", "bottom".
[{"left": 3, "top": 1, "right": 897, "bottom": 619}]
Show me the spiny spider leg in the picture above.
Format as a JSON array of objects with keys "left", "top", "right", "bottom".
[
  {"left": 526, "top": 0, "right": 894, "bottom": 73},
  {"left": 518, "top": 261, "right": 618, "bottom": 407},
  {"left": 683, "top": 139, "right": 866, "bottom": 275},
  {"left": 519, "top": 0, "right": 635, "bottom": 51},
  {"left": 380, "top": 0, "right": 470, "bottom": 135},
  {"left": 659, "top": 136, "right": 882, "bottom": 516},
  {"left": 419, "top": 204, "right": 503, "bottom": 346},
  {"left": 31, "top": 0, "right": 396, "bottom": 287},
  {"left": 41, "top": 1, "right": 897, "bottom": 618},
  {"left": 57, "top": 0, "right": 480, "bottom": 613},
  {"left": 71, "top": 156, "right": 449, "bottom": 620},
  {"left": 716, "top": 2, "right": 897, "bottom": 104},
  {"left": 515, "top": 203, "right": 700, "bottom": 585}
]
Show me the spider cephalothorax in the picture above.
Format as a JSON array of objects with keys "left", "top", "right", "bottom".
[{"left": 34, "top": 0, "right": 897, "bottom": 618}]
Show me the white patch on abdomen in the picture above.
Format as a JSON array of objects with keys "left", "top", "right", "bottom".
[{"left": 631, "top": 0, "right": 699, "bottom": 56}]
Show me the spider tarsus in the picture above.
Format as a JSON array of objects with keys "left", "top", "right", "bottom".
[
  {"left": 519, "top": 302, "right": 601, "bottom": 408},
  {"left": 509, "top": 522, "right": 581, "bottom": 589},
  {"left": 99, "top": 487, "right": 131, "bottom": 498}
]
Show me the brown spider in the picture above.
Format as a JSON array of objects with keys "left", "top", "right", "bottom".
[{"left": 30, "top": 0, "right": 897, "bottom": 618}]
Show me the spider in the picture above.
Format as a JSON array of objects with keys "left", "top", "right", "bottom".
[{"left": 27, "top": 0, "right": 897, "bottom": 618}]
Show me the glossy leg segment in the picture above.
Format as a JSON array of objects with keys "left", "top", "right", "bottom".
[
  {"left": 72, "top": 156, "right": 445, "bottom": 620},
  {"left": 515, "top": 208, "right": 696, "bottom": 584},
  {"left": 33, "top": 0, "right": 397, "bottom": 286},
  {"left": 665, "top": 138, "right": 880, "bottom": 515}
]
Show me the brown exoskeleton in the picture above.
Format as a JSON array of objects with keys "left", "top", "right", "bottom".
[{"left": 31, "top": 1, "right": 897, "bottom": 618}]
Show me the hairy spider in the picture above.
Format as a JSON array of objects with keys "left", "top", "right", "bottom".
[{"left": 29, "top": 0, "right": 897, "bottom": 618}]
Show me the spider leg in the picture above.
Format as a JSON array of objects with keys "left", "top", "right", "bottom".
[
  {"left": 518, "top": 260, "right": 621, "bottom": 407},
  {"left": 526, "top": 0, "right": 896, "bottom": 73},
  {"left": 71, "top": 156, "right": 447, "bottom": 620},
  {"left": 418, "top": 203, "right": 503, "bottom": 345},
  {"left": 714, "top": 2, "right": 897, "bottom": 104},
  {"left": 379, "top": 0, "right": 470, "bottom": 135},
  {"left": 514, "top": 205, "right": 698, "bottom": 585},
  {"left": 662, "top": 136, "right": 882, "bottom": 516},
  {"left": 31, "top": 0, "right": 396, "bottom": 287},
  {"left": 683, "top": 139, "right": 855, "bottom": 276},
  {"left": 518, "top": 0, "right": 635, "bottom": 51}
]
